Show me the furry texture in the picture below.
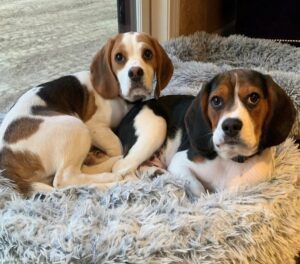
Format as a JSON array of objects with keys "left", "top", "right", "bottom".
[
  {"left": 0, "top": 32, "right": 300, "bottom": 263},
  {"left": 0, "top": 140, "right": 299, "bottom": 263}
]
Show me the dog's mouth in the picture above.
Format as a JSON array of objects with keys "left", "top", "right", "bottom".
[
  {"left": 215, "top": 137, "right": 258, "bottom": 159},
  {"left": 216, "top": 136, "right": 244, "bottom": 148},
  {"left": 125, "top": 83, "right": 151, "bottom": 102},
  {"left": 224, "top": 138, "right": 242, "bottom": 146}
]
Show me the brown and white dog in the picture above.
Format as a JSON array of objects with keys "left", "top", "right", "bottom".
[
  {"left": 0, "top": 32, "right": 174, "bottom": 195},
  {"left": 116, "top": 69, "right": 296, "bottom": 196}
]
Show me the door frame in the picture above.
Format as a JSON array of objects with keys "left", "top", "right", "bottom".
[{"left": 136, "top": 0, "right": 180, "bottom": 42}]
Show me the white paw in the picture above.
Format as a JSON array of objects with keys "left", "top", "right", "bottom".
[
  {"left": 185, "top": 179, "right": 206, "bottom": 197},
  {"left": 112, "top": 158, "right": 139, "bottom": 176}
]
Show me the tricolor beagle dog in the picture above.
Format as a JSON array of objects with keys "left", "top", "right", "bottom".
[
  {"left": 115, "top": 69, "right": 296, "bottom": 196},
  {"left": 0, "top": 32, "right": 173, "bottom": 195}
]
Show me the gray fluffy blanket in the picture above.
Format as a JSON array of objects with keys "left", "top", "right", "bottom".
[{"left": 0, "top": 32, "right": 300, "bottom": 263}]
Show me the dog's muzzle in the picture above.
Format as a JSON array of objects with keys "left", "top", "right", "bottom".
[
  {"left": 128, "top": 66, "right": 144, "bottom": 83},
  {"left": 125, "top": 66, "right": 151, "bottom": 101}
]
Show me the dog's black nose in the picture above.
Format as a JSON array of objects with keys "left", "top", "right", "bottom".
[
  {"left": 128, "top": 67, "right": 144, "bottom": 82},
  {"left": 222, "top": 118, "right": 243, "bottom": 137}
]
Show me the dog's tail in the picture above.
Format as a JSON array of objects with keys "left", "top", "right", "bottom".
[
  {"left": 0, "top": 170, "right": 32, "bottom": 195},
  {"left": 0, "top": 148, "right": 44, "bottom": 196}
]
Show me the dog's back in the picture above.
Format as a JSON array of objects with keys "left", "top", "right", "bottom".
[{"left": 0, "top": 72, "right": 95, "bottom": 193}]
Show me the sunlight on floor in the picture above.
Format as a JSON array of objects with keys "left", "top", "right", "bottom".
[{"left": 0, "top": 0, "right": 117, "bottom": 111}]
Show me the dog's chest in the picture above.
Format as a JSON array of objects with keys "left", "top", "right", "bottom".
[{"left": 190, "top": 148, "right": 274, "bottom": 191}]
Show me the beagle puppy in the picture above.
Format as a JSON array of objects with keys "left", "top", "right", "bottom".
[
  {"left": 115, "top": 69, "right": 296, "bottom": 196},
  {"left": 0, "top": 32, "right": 173, "bottom": 195}
]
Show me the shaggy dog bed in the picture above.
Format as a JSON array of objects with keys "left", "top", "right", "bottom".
[{"left": 0, "top": 32, "right": 299, "bottom": 263}]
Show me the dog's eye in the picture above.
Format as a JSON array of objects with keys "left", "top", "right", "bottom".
[
  {"left": 143, "top": 49, "right": 153, "bottom": 60},
  {"left": 115, "top": 53, "right": 125, "bottom": 63},
  {"left": 247, "top": 92, "right": 260, "bottom": 107},
  {"left": 211, "top": 96, "right": 223, "bottom": 108}
]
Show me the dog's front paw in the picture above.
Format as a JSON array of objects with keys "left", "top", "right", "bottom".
[{"left": 112, "top": 158, "right": 139, "bottom": 176}]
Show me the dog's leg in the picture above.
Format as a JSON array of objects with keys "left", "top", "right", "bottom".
[
  {"left": 112, "top": 107, "right": 167, "bottom": 175},
  {"left": 168, "top": 151, "right": 206, "bottom": 196},
  {"left": 81, "top": 156, "right": 121, "bottom": 174},
  {"left": 88, "top": 126, "right": 123, "bottom": 157},
  {"left": 51, "top": 119, "right": 122, "bottom": 189},
  {"left": 84, "top": 148, "right": 110, "bottom": 166},
  {"left": 91, "top": 172, "right": 138, "bottom": 191},
  {"left": 54, "top": 169, "right": 123, "bottom": 189},
  {"left": 31, "top": 182, "right": 55, "bottom": 193}
]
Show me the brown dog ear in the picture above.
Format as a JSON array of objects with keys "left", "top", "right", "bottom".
[
  {"left": 151, "top": 38, "right": 174, "bottom": 99},
  {"left": 185, "top": 82, "right": 217, "bottom": 160},
  {"left": 90, "top": 38, "right": 119, "bottom": 99},
  {"left": 260, "top": 75, "right": 296, "bottom": 149}
]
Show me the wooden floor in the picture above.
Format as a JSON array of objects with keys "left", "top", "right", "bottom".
[{"left": 0, "top": 0, "right": 117, "bottom": 112}]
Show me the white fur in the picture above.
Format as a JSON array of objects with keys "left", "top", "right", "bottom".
[
  {"left": 117, "top": 33, "right": 154, "bottom": 101},
  {"left": 168, "top": 148, "right": 274, "bottom": 196},
  {"left": 168, "top": 151, "right": 206, "bottom": 197}
]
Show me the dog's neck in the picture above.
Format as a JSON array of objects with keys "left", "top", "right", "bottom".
[
  {"left": 188, "top": 148, "right": 274, "bottom": 192},
  {"left": 188, "top": 146, "right": 265, "bottom": 164},
  {"left": 231, "top": 151, "right": 261, "bottom": 163}
]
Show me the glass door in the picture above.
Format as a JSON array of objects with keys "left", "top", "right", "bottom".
[
  {"left": 117, "top": 0, "right": 180, "bottom": 42},
  {"left": 117, "top": 0, "right": 137, "bottom": 32}
]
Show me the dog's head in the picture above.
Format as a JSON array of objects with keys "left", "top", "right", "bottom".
[
  {"left": 185, "top": 69, "right": 296, "bottom": 160},
  {"left": 90, "top": 32, "right": 174, "bottom": 102}
]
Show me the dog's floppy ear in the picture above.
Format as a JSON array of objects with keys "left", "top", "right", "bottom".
[
  {"left": 151, "top": 38, "right": 174, "bottom": 99},
  {"left": 185, "top": 82, "right": 217, "bottom": 160},
  {"left": 90, "top": 38, "right": 119, "bottom": 99},
  {"left": 260, "top": 75, "right": 296, "bottom": 149}
]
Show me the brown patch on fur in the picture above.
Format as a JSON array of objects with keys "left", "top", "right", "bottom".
[
  {"left": 82, "top": 92, "right": 97, "bottom": 122},
  {"left": 238, "top": 84, "right": 269, "bottom": 143},
  {"left": 4, "top": 117, "right": 43, "bottom": 144},
  {"left": 90, "top": 37, "right": 120, "bottom": 99},
  {"left": 192, "top": 155, "right": 205, "bottom": 163},
  {"left": 135, "top": 34, "right": 158, "bottom": 70},
  {"left": 0, "top": 147, "right": 46, "bottom": 195},
  {"left": 31, "top": 105, "right": 62, "bottom": 116},
  {"left": 33, "top": 83, "right": 96, "bottom": 121},
  {"left": 260, "top": 75, "right": 296, "bottom": 148},
  {"left": 84, "top": 147, "right": 108, "bottom": 166},
  {"left": 207, "top": 84, "right": 232, "bottom": 130},
  {"left": 110, "top": 41, "right": 128, "bottom": 72}
]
